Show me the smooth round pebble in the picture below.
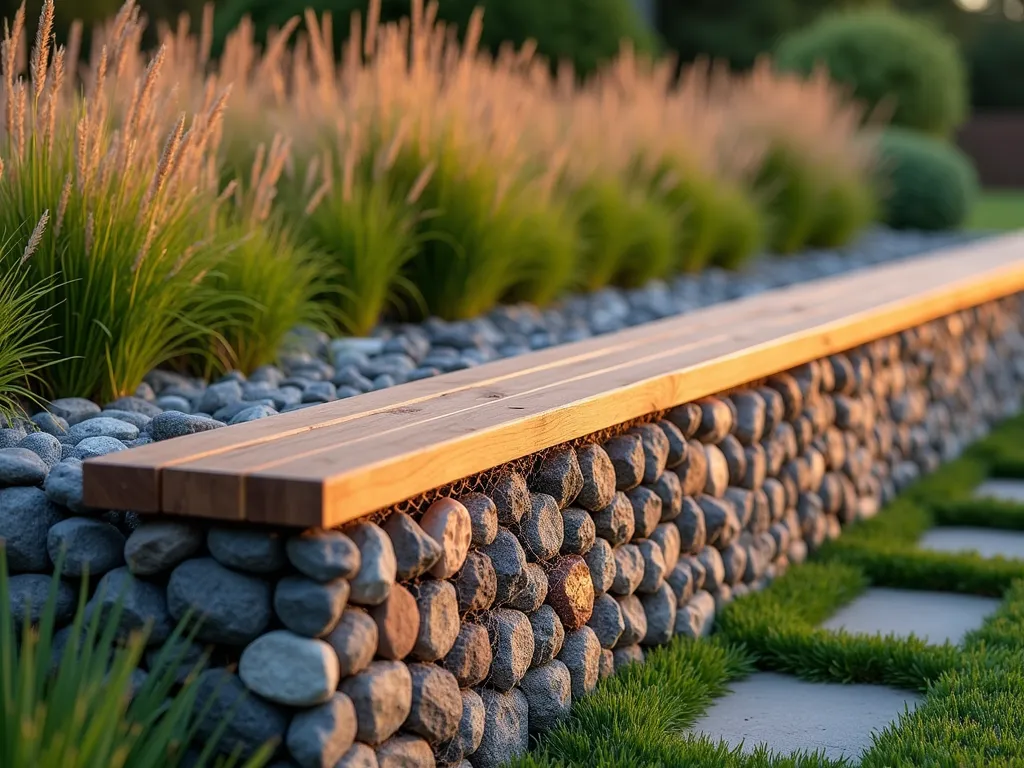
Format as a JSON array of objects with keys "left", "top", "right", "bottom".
[
  {"left": 167, "top": 558, "right": 272, "bottom": 646},
  {"left": 208, "top": 528, "right": 287, "bottom": 574},
  {"left": 420, "top": 497, "right": 472, "bottom": 579},
  {"left": 326, "top": 608, "right": 379, "bottom": 677},
  {"left": 287, "top": 528, "right": 362, "bottom": 583}
]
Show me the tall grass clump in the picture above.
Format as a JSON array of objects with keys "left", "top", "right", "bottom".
[
  {"left": 0, "top": 0, "right": 236, "bottom": 401},
  {"left": 0, "top": 0, "right": 883, "bottom": 372},
  {"left": 300, "top": 128, "right": 430, "bottom": 335},
  {"left": 0, "top": 548, "right": 274, "bottom": 768},
  {"left": 0, "top": 260, "right": 56, "bottom": 417},
  {"left": 724, "top": 61, "right": 877, "bottom": 254},
  {"left": 366, "top": 7, "right": 579, "bottom": 320},
  {"left": 188, "top": 1, "right": 879, "bottom": 327},
  {"left": 201, "top": 134, "right": 334, "bottom": 374}
]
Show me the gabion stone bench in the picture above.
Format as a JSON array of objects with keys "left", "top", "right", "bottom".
[{"left": 75, "top": 233, "right": 1024, "bottom": 768}]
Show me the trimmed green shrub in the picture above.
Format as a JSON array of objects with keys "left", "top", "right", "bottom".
[
  {"left": 775, "top": 9, "right": 968, "bottom": 137},
  {"left": 0, "top": 5, "right": 236, "bottom": 402},
  {"left": 212, "top": 0, "right": 656, "bottom": 76},
  {"left": 876, "top": 128, "right": 978, "bottom": 232},
  {"left": 657, "top": 0, "right": 884, "bottom": 72}
]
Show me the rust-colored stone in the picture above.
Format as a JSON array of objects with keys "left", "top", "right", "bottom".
[
  {"left": 369, "top": 583, "right": 420, "bottom": 660},
  {"left": 546, "top": 555, "right": 595, "bottom": 631}
]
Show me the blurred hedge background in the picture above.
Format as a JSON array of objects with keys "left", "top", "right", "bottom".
[
  {"left": 2, "top": 0, "right": 1019, "bottom": 230},
  {"left": 2, "top": 0, "right": 1021, "bottom": 108}
]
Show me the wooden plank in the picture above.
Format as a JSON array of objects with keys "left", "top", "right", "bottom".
[
  {"left": 84, "top": 257, "right": 846, "bottom": 512},
  {"left": 161, "top": 233, "right": 1010, "bottom": 491},
  {"left": 86, "top": 262, "right": 840, "bottom": 512},
  {"left": 82, "top": 291, "right": 782, "bottom": 511},
  {"left": 155, "top": 232, "right": 1024, "bottom": 527},
  {"left": 156, "top": 294, "right": 844, "bottom": 521}
]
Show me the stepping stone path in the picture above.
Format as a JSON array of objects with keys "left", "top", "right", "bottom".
[
  {"left": 918, "top": 479, "right": 1024, "bottom": 560},
  {"left": 820, "top": 588, "right": 999, "bottom": 646},
  {"left": 920, "top": 526, "right": 1024, "bottom": 560},
  {"left": 973, "top": 478, "right": 1024, "bottom": 504},
  {"left": 692, "top": 673, "right": 921, "bottom": 761},
  {"left": 691, "top": 478, "right": 1020, "bottom": 761}
]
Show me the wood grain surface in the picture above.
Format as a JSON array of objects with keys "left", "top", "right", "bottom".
[{"left": 83, "top": 233, "right": 1024, "bottom": 527}]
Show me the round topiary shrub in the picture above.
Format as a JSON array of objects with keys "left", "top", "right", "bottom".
[
  {"left": 212, "top": 0, "right": 656, "bottom": 76},
  {"left": 775, "top": 9, "right": 967, "bottom": 138},
  {"left": 876, "top": 128, "right": 978, "bottom": 232}
]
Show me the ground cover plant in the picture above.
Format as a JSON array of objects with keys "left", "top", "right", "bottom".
[
  {"left": 0, "top": 0, "right": 883, "bottom": 408},
  {"left": 0, "top": 254, "right": 56, "bottom": 419},
  {"left": 509, "top": 414, "right": 1024, "bottom": 767},
  {"left": 0, "top": 549, "right": 275, "bottom": 768}
]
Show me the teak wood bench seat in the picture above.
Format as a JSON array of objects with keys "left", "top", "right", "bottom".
[{"left": 83, "top": 233, "right": 1024, "bottom": 528}]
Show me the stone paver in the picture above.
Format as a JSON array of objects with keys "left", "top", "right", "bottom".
[
  {"left": 974, "top": 479, "right": 1024, "bottom": 504},
  {"left": 920, "top": 526, "right": 1024, "bottom": 561},
  {"left": 820, "top": 588, "right": 999, "bottom": 645},
  {"left": 691, "top": 672, "right": 920, "bottom": 761}
]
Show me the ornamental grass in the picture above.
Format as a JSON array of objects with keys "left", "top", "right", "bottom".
[
  {"left": 0, "top": 0, "right": 881, "bottom": 406},
  {"left": 0, "top": 548, "right": 275, "bottom": 768}
]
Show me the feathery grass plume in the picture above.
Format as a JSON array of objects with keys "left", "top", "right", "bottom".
[
  {"left": 362, "top": 2, "right": 577, "bottom": 319},
  {"left": 142, "top": 0, "right": 878, "bottom": 330},
  {"left": 0, "top": 250, "right": 58, "bottom": 419},
  {"left": 200, "top": 132, "right": 337, "bottom": 374},
  {"left": 240, "top": 0, "right": 582, "bottom": 323},
  {"left": 301, "top": 128, "right": 430, "bottom": 336},
  {"left": 721, "top": 60, "right": 878, "bottom": 254},
  {"left": 0, "top": 0, "right": 237, "bottom": 401},
  {"left": 0, "top": 547, "right": 276, "bottom": 768}
]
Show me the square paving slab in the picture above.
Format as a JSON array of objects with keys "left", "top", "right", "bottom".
[
  {"left": 919, "top": 526, "right": 1024, "bottom": 561},
  {"left": 691, "top": 672, "right": 920, "bottom": 761},
  {"left": 973, "top": 479, "right": 1024, "bottom": 504},
  {"left": 820, "top": 588, "right": 999, "bottom": 645}
]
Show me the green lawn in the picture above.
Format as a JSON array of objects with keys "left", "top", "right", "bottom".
[{"left": 969, "top": 190, "right": 1024, "bottom": 231}]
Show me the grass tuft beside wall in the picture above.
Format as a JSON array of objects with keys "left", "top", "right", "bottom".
[{"left": 715, "top": 562, "right": 961, "bottom": 691}]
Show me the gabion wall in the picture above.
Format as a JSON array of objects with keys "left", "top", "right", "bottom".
[{"left": 2, "top": 296, "right": 1024, "bottom": 768}]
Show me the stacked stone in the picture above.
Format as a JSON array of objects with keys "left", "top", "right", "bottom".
[{"left": 3, "top": 296, "right": 1024, "bottom": 768}]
